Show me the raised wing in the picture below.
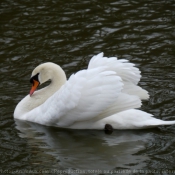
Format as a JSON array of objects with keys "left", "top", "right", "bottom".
[
  {"left": 88, "top": 52, "right": 141, "bottom": 85},
  {"left": 89, "top": 53, "right": 149, "bottom": 99}
]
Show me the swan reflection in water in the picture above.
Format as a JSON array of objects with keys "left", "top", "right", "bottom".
[{"left": 15, "top": 119, "right": 154, "bottom": 170}]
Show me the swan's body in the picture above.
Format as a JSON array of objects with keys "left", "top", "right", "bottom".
[{"left": 14, "top": 53, "right": 175, "bottom": 129}]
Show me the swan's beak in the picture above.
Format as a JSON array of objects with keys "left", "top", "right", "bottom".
[{"left": 30, "top": 80, "right": 39, "bottom": 96}]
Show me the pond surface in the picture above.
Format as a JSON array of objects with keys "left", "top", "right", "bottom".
[{"left": 0, "top": 0, "right": 175, "bottom": 174}]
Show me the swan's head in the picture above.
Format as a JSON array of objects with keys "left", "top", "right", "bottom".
[{"left": 29, "top": 62, "right": 66, "bottom": 96}]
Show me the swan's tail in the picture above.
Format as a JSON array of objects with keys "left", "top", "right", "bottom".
[
  {"left": 149, "top": 119, "right": 175, "bottom": 127},
  {"left": 98, "top": 109, "right": 175, "bottom": 130},
  {"left": 69, "top": 109, "right": 175, "bottom": 130}
]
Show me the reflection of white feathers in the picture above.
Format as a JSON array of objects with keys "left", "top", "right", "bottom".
[
  {"left": 15, "top": 120, "right": 151, "bottom": 170},
  {"left": 14, "top": 53, "right": 175, "bottom": 129}
]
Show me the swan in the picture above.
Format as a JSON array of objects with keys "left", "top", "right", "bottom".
[{"left": 14, "top": 53, "right": 175, "bottom": 130}]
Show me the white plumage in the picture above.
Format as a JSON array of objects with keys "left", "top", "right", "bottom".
[{"left": 14, "top": 53, "right": 175, "bottom": 129}]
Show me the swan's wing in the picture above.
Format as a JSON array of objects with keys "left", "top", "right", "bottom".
[
  {"left": 26, "top": 67, "right": 123, "bottom": 127},
  {"left": 93, "top": 93, "right": 142, "bottom": 122},
  {"left": 88, "top": 52, "right": 141, "bottom": 85},
  {"left": 89, "top": 53, "right": 149, "bottom": 100},
  {"left": 122, "top": 82, "right": 149, "bottom": 100}
]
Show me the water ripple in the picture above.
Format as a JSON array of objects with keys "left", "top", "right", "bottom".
[{"left": 1, "top": 0, "right": 175, "bottom": 171}]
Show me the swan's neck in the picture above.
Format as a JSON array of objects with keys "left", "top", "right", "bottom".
[
  {"left": 40, "top": 67, "right": 67, "bottom": 97},
  {"left": 14, "top": 66, "right": 67, "bottom": 119}
]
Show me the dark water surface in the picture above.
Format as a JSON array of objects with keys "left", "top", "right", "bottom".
[{"left": 1, "top": 0, "right": 175, "bottom": 174}]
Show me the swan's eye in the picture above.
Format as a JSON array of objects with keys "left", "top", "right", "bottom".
[{"left": 30, "top": 73, "right": 40, "bottom": 85}]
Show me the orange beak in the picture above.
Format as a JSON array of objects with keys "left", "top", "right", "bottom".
[{"left": 30, "top": 80, "right": 40, "bottom": 96}]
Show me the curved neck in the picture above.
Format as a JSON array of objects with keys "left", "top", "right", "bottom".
[
  {"left": 38, "top": 67, "right": 67, "bottom": 97},
  {"left": 34, "top": 64, "right": 67, "bottom": 104},
  {"left": 14, "top": 65, "right": 67, "bottom": 119}
]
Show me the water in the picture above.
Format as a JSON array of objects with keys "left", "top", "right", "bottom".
[{"left": 0, "top": 0, "right": 175, "bottom": 174}]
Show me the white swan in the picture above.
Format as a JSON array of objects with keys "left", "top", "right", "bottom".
[{"left": 14, "top": 53, "right": 175, "bottom": 129}]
